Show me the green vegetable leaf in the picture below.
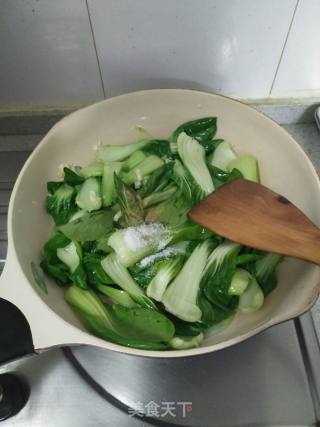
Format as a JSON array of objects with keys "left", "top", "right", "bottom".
[
  {"left": 95, "top": 284, "right": 138, "bottom": 308},
  {"left": 110, "top": 305, "right": 175, "bottom": 342},
  {"left": 65, "top": 286, "right": 173, "bottom": 349},
  {"left": 40, "top": 259, "right": 70, "bottom": 286},
  {"left": 63, "top": 167, "right": 85, "bottom": 186},
  {"left": 201, "top": 241, "right": 241, "bottom": 312},
  {"left": 145, "top": 193, "right": 190, "bottom": 227},
  {"left": 208, "top": 164, "right": 243, "bottom": 189},
  {"left": 177, "top": 133, "right": 214, "bottom": 197},
  {"left": 201, "top": 138, "right": 224, "bottom": 155},
  {"left": 69, "top": 264, "right": 88, "bottom": 289},
  {"left": 142, "top": 185, "right": 177, "bottom": 208},
  {"left": 43, "top": 232, "right": 71, "bottom": 264},
  {"left": 143, "top": 139, "right": 173, "bottom": 158},
  {"left": 139, "top": 163, "right": 174, "bottom": 197},
  {"left": 114, "top": 174, "right": 144, "bottom": 227},
  {"left": 248, "top": 253, "right": 283, "bottom": 296},
  {"left": 77, "top": 311, "right": 170, "bottom": 350},
  {"left": 46, "top": 184, "right": 76, "bottom": 225},
  {"left": 57, "top": 210, "right": 113, "bottom": 242},
  {"left": 83, "top": 253, "right": 114, "bottom": 286},
  {"left": 47, "top": 181, "right": 63, "bottom": 195},
  {"left": 170, "top": 117, "right": 217, "bottom": 144},
  {"left": 31, "top": 261, "right": 48, "bottom": 294}
]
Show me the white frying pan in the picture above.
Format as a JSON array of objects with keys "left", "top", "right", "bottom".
[{"left": 1, "top": 89, "right": 320, "bottom": 363}]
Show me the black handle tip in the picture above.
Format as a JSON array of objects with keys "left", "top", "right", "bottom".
[
  {"left": 0, "top": 298, "right": 34, "bottom": 365},
  {"left": 0, "top": 373, "right": 30, "bottom": 421}
]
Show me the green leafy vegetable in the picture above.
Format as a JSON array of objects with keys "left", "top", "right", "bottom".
[
  {"left": 46, "top": 184, "right": 76, "bottom": 225},
  {"left": 208, "top": 164, "right": 243, "bottom": 189},
  {"left": 102, "top": 161, "right": 123, "bottom": 207},
  {"left": 101, "top": 253, "right": 156, "bottom": 309},
  {"left": 56, "top": 241, "right": 88, "bottom": 289},
  {"left": 40, "top": 259, "right": 70, "bottom": 286},
  {"left": 228, "top": 268, "right": 251, "bottom": 296},
  {"left": 43, "top": 232, "right": 71, "bottom": 263},
  {"left": 108, "top": 223, "right": 171, "bottom": 267},
  {"left": 143, "top": 139, "right": 172, "bottom": 158},
  {"left": 145, "top": 193, "right": 190, "bottom": 227},
  {"left": 250, "top": 253, "right": 283, "bottom": 296},
  {"left": 65, "top": 286, "right": 173, "bottom": 347},
  {"left": 63, "top": 167, "right": 85, "bottom": 186},
  {"left": 98, "top": 140, "right": 152, "bottom": 162},
  {"left": 169, "top": 332, "right": 204, "bottom": 349},
  {"left": 114, "top": 174, "right": 144, "bottom": 226},
  {"left": 47, "top": 181, "right": 63, "bottom": 195},
  {"left": 140, "top": 163, "right": 174, "bottom": 197},
  {"left": 31, "top": 261, "right": 48, "bottom": 294},
  {"left": 83, "top": 253, "right": 114, "bottom": 286},
  {"left": 123, "top": 150, "right": 147, "bottom": 170},
  {"left": 162, "top": 240, "right": 213, "bottom": 322},
  {"left": 227, "top": 155, "right": 260, "bottom": 183},
  {"left": 95, "top": 284, "right": 138, "bottom": 308},
  {"left": 172, "top": 160, "right": 205, "bottom": 204},
  {"left": 170, "top": 117, "right": 217, "bottom": 144},
  {"left": 209, "top": 141, "right": 237, "bottom": 171},
  {"left": 58, "top": 210, "right": 113, "bottom": 242},
  {"left": 80, "top": 161, "right": 104, "bottom": 179},
  {"left": 147, "top": 256, "right": 184, "bottom": 301},
  {"left": 177, "top": 132, "right": 214, "bottom": 197},
  {"left": 238, "top": 276, "right": 264, "bottom": 313},
  {"left": 42, "top": 116, "right": 281, "bottom": 351},
  {"left": 142, "top": 185, "right": 177, "bottom": 208},
  {"left": 201, "top": 241, "right": 241, "bottom": 312},
  {"left": 122, "top": 155, "right": 164, "bottom": 187},
  {"left": 76, "top": 177, "right": 102, "bottom": 212}
]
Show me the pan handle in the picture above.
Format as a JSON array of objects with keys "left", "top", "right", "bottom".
[
  {"left": 0, "top": 298, "right": 34, "bottom": 365},
  {"left": 0, "top": 254, "right": 106, "bottom": 354}
]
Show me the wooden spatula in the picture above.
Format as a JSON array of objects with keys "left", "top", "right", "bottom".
[{"left": 188, "top": 178, "right": 320, "bottom": 265}]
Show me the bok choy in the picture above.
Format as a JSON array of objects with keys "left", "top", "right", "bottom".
[{"left": 40, "top": 116, "right": 283, "bottom": 351}]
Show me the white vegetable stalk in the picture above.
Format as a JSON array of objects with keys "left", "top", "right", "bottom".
[
  {"left": 162, "top": 240, "right": 211, "bottom": 322},
  {"left": 238, "top": 276, "right": 264, "bottom": 313},
  {"left": 101, "top": 253, "right": 156, "bottom": 309},
  {"left": 177, "top": 132, "right": 214, "bottom": 196},
  {"left": 170, "top": 333, "right": 204, "bottom": 350},
  {"left": 147, "top": 257, "right": 183, "bottom": 302},
  {"left": 108, "top": 223, "right": 172, "bottom": 267},
  {"left": 228, "top": 268, "right": 251, "bottom": 296},
  {"left": 98, "top": 139, "right": 150, "bottom": 162},
  {"left": 210, "top": 141, "right": 237, "bottom": 171},
  {"left": 102, "top": 161, "right": 123, "bottom": 207},
  {"left": 76, "top": 177, "right": 102, "bottom": 212},
  {"left": 57, "top": 241, "right": 81, "bottom": 273},
  {"left": 204, "top": 241, "right": 241, "bottom": 277}
]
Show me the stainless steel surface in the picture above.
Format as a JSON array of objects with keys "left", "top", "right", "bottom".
[
  {"left": 69, "top": 317, "right": 319, "bottom": 426},
  {"left": 0, "top": 317, "right": 318, "bottom": 426},
  {"left": 0, "top": 350, "right": 150, "bottom": 427},
  {"left": 0, "top": 115, "right": 320, "bottom": 426}
]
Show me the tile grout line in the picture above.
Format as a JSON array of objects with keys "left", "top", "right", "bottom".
[
  {"left": 269, "top": 0, "right": 300, "bottom": 96},
  {"left": 85, "top": 0, "right": 106, "bottom": 98}
]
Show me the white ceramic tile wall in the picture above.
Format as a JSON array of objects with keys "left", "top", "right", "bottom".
[
  {"left": 88, "top": 0, "right": 296, "bottom": 99},
  {"left": 271, "top": 0, "right": 320, "bottom": 98},
  {"left": 0, "top": 0, "right": 104, "bottom": 109},
  {"left": 1, "top": 0, "right": 319, "bottom": 108}
]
